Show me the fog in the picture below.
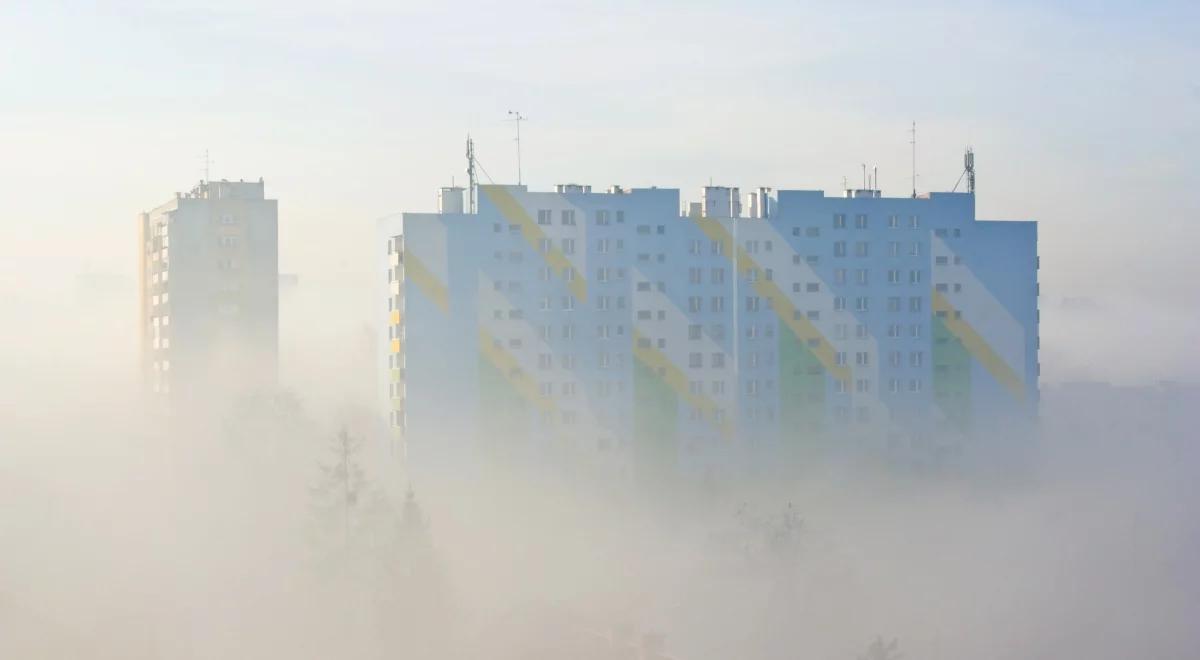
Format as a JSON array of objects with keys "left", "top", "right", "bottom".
[
  {"left": 2, "top": 279, "right": 1198, "bottom": 660},
  {"left": 4, "top": 3, "right": 1199, "bottom": 657}
]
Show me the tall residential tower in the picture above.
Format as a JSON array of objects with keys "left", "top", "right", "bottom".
[
  {"left": 380, "top": 176, "right": 1038, "bottom": 479},
  {"left": 139, "top": 179, "right": 279, "bottom": 401}
]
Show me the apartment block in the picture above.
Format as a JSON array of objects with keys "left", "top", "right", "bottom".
[{"left": 379, "top": 181, "right": 1038, "bottom": 478}]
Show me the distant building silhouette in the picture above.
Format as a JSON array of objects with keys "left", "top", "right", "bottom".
[{"left": 138, "top": 178, "right": 278, "bottom": 402}]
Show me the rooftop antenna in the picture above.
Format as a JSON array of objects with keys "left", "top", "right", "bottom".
[
  {"left": 466, "top": 135, "right": 478, "bottom": 213},
  {"left": 873, "top": 164, "right": 878, "bottom": 192},
  {"left": 506, "top": 110, "right": 526, "bottom": 185},
  {"left": 909, "top": 121, "right": 917, "bottom": 198},
  {"left": 201, "top": 149, "right": 213, "bottom": 183},
  {"left": 861, "top": 163, "right": 867, "bottom": 189},
  {"left": 953, "top": 147, "right": 976, "bottom": 194},
  {"left": 966, "top": 147, "right": 975, "bottom": 194}
]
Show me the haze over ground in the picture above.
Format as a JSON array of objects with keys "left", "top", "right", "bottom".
[{"left": 2, "top": 2, "right": 1199, "bottom": 658}]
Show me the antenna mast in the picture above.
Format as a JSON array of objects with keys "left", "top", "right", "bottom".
[
  {"left": 506, "top": 110, "right": 526, "bottom": 185},
  {"left": 952, "top": 147, "right": 976, "bottom": 194},
  {"left": 466, "top": 135, "right": 478, "bottom": 213},
  {"left": 202, "top": 149, "right": 212, "bottom": 183},
  {"left": 909, "top": 122, "right": 917, "bottom": 198},
  {"left": 965, "top": 147, "right": 975, "bottom": 194}
]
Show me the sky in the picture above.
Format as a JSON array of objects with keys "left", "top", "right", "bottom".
[{"left": 2, "top": 0, "right": 1197, "bottom": 384}]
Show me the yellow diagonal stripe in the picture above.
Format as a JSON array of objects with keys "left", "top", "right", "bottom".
[
  {"left": 690, "top": 217, "right": 850, "bottom": 383},
  {"left": 405, "top": 251, "right": 448, "bottom": 313},
  {"left": 481, "top": 185, "right": 587, "bottom": 303},
  {"left": 932, "top": 290, "right": 1025, "bottom": 400},
  {"left": 632, "top": 329, "right": 734, "bottom": 439},
  {"left": 478, "top": 328, "right": 555, "bottom": 414}
]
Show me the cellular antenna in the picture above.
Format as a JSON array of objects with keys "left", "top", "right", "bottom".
[
  {"left": 952, "top": 147, "right": 976, "bottom": 194},
  {"left": 466, "top": 135, "right": 478, "bottom": 213},
  {"left": 909, "top": 121, "right": 917, "bottom": 198},
  {"left": 506, "top": 110, "right": 526, "bottom": 185},
  {"left": 965, "top": 147, "right": 975, "bottom": 194}
]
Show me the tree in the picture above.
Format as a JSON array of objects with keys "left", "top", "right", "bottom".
[
  {"left": 309, "top": 427, "right": 368, "bottom": 557},
  {"left": 859, "top": 636, "right": 902, "bottom": 660}
]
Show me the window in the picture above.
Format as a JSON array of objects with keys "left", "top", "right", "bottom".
[
  {"left": 888, "top": 296, "right": 902, "bottom": 312},
  {"left": 711, "top": 239, "right": 724, "bottom": 256},
  {"left": 888, "top": 214, "right": 900, "bottom": 229},
  {"left": 935, "top": 256, "right": 948, "bottom": 266},
  {"left": 537, "top": 210, "right": 552, "bottom": 225},
  {"left": 855, "top": 323, "right": 868, "bottom": 339},
  {"left": 833, "top": 213, "right": 847, "bottom": 229},
  {"left": 538, "top": 238, "right": 551, "bottom": 254},
  {"left": 711, "top": 297, "right": 725, "bottom": 313},
  {"left": 889, "top": 241, "right": 901, "bottom": 257},
  {"left": 711, "top": 353, "right": 726, "bottom": 368},
  {"left": 855, "top": 214, "right": 868, "bottom": 229},
  {"left": 910, "top": 351, "right": 924, "bottom": 367},
  {"left": 835, "top": 269, "right": 847, "bottom": 285},
  {"left": 561, "top": 210, "right": 576, "bottom": 225},
  {"left": 806, "top": 282, "right": 820, "bottom": 293},
  {"left": 889, "top": 350, "right": 902, "bottom": 367},
  {"left": 806, "top": 227, "right": 820, "bottom": 237},
  {"left": 909, "top": 297, "right": 922, "bottom": 313},
  {"left": 561, "top": 238, "right": 576, "bottom": 255},
  {"left": 909, "top": 378, "right": 922, "bottom": 393},
  {"left": 855, "top": 241, "right": 869, "bottom": 257},
  {"left": 688, "top": 296, "right": 702, "bottom": 313},
  {"left": 834, "top": 241, "right": 847, "bottom": 257},
  {"left": 596, "top": 210, "right": 610, "bottom": 225},
  {"left": 834, "top": 296, "right": 847, "bottom": 311},
  {"left": 689, "top": 267, "right": 703, "bottom": 285},
  {"left": 888, "top": 269, "right": 901, "bottom": 284},
  {"left": 909, "top": 270, "right": 923, "bottom": 284},
  {"left": 689, "top": 352, "right": 703, "bottom": 368},
  {"left": 689, "top": 239, "right": 702, "bottom": 255},
  {"left": 855, "top": 297, "right": 869, "bottom": 312},
  {"left": 711, "top": 268, "right": 725, "bottom": 285},
  {"left": 856, "top": 351, "right": 870, "bottom": 366},
  {"left": 909, "top": 215, "right": 920, "bottom": 228},
  {"left": 689, "top": 324, "right": 702, "bottom": 340},
  {"left": 910, "top": 323, "right": 923, "bottom": 339},
  {"left": 910, "top": 242, "right": 922, "bottom": 257},
  {"left": 856, "top": 269, "right": 869, "bottom": 285}
]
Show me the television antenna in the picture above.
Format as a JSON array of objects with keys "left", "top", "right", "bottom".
[
  {"left": 909, "top": 122, "right": 918, "bottom": 198},
  {"left": 506, "top": 110, "right": 526, "bottom": 185}
]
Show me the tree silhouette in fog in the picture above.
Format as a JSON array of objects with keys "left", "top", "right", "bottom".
[{"left": 859, "top": 636, "right": 902, "bottom": 660}]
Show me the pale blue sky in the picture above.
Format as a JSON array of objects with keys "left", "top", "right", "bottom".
[{"left": 2, "top": 0, "right": 1197, "bottom": 382}]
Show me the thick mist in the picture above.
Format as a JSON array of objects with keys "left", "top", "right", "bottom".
[{"left": 3, "top": 280, "right": 1198, "bottom": 660}]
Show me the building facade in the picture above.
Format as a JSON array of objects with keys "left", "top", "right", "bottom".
[
  {"left": 139, "top": 179, "right": 279, "bottom": 401},
  {"left": 380, "top": 182, "right": 1038, "bottom": 478}
]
